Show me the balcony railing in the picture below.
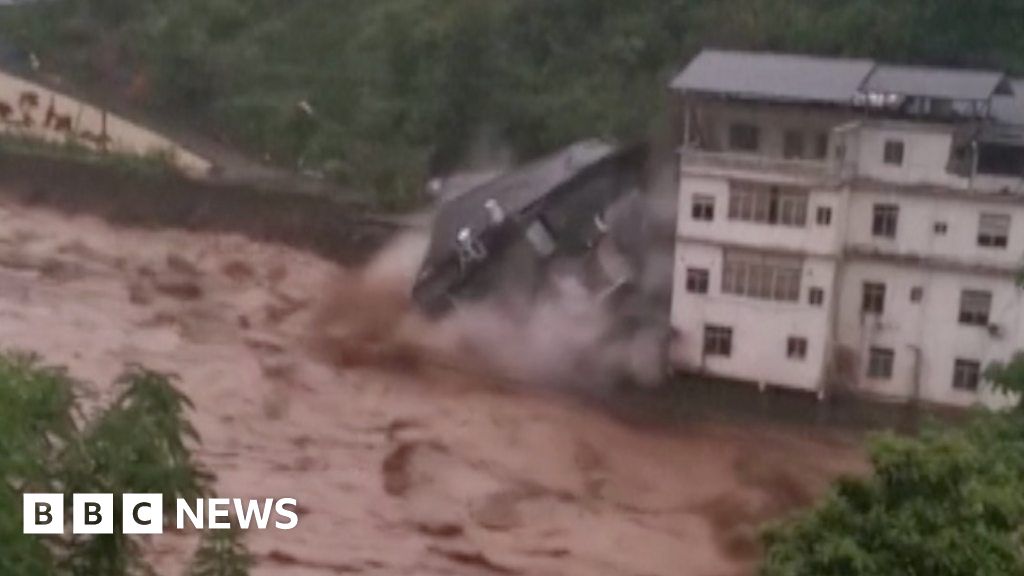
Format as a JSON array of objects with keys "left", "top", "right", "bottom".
[{"left": 679, "top": 147, "right": 847, "bottom": 182}]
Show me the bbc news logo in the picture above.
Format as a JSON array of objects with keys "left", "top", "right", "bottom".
[{"left": 24, "top": 494, "right": 299, "bottom": 534}]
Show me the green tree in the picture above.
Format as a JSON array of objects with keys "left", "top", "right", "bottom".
[
  {"left": 761, "top": 361, "right": 1024, "bottom": 576},
  {"left": 0, "top": 353, "right": 250, "bottom": 576}
]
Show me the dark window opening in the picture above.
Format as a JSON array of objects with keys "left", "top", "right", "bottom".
[
  {"left": 872, "top": 204, "right": 899, "bottom": 238},
  {"left": 809, "top": 287, "right": 825, "bottom": 306},
  {"left": 884, "top": 140, "right": 905, "bottom": 166},
  {"left": 783, "top": 130, "right": 805, "bottom": 159},
  {"left": 863, "top": 282, "right": 886, "bottom": 315},
  {"left": 977, "top": 143, "right": 1024, "bottom": 177},
  {"left": 686, "top": 268, "right": 709, "bottom": 294},
  {"left": 692, "top": 195, "right": 715, "bottom": 221},
  {"left": 728, "top": 123, "right": 760, "bottom": 152},
  {"left": 953, "top": 359, "right": 982, "bottom": 392},
  {"left": 704, "top": 325, "right": 733, "bottom": 357},
  {"left": 787, "top": 337, "right": 808, "bottom": 360},
  {"left": 867, "top": 347, "right": 895, "bottom": 379}
]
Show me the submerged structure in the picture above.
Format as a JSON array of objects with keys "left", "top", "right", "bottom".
[
  {"left": 413, "top": 140, "right": 671, "bottom": 384},
  {"left": 670, "top": 49, "right": 1024, "bottom": 408}
]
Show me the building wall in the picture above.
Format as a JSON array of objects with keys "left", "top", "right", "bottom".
[
  {"left": 850, "top": 123, "right": 964, "bottom": 188},
  {"left": 845, "top": 188, "right": 1024, "bottom": 270},
  {"left": 835, "top": 260, "right": 1020, "bottom": 408},
  {"left": 673, "top": 103, "right": 1024, "bottom": 408},
  {"left": 670, "top": 242, "right": 836, "bottom": 392},
  {"left": 671, "top": 171, "right": 840, "bottom": 392}
]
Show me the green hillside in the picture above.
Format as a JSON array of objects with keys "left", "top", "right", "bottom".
[{"left": 3, "top": 0, "right": 1024, "bottom": 205}]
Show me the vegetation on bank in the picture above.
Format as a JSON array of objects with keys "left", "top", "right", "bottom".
[
  {"left": 0, "top": 354, "right": 250, "bottom": 576},
  {"left": 761, "top": 355, "right": 1024, "bottom": 576},
  {"left": 1, "top": 0, "right": 1023, "bottom": 206}
]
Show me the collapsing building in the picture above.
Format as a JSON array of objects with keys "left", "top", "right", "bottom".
[
  {"left": 412, "top": 140, "right": 671, "bottom": 384},
  {"left": 670, "top": 49, "right": 1024, "bottom": 408}
]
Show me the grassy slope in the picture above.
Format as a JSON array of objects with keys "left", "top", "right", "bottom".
[{"left": 2, "top": 0, "right": 1023, "bottom": 205}]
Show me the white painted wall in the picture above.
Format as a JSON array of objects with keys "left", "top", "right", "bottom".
[
  {"left": 670, "top": 242, "right": 836, "bottom": 392},
  {"left": 845, "top": 189, "right": 1024, "bottom": 270},
  {"left": 836, "top": 261, "right": 1019, "bottom": 408},
  {"left": 673, "top": 101, "right": 1024, "bottom": 408}
]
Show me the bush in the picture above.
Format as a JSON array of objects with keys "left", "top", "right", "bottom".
[{"left": 0, "top": 353, "right": 249, "bottom": 576}]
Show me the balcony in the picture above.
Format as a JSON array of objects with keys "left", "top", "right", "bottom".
[{"left": 679, "top": 147, "right": 844, "bottom": 184}]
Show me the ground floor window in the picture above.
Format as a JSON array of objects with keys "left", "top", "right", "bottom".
[
  {"left": 787, "top": 337, "right": 808, "bottom": 360},
  {"left": 703, "top": 325, "right": 733, "bottom": 357},
  {"left": 867, "top": 347, "right": 894, "bottom": 380},
  {"left": 952, "top": 359, "right": 982, "bottom": 392}
]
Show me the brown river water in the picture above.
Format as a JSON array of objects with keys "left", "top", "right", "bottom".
[{"left": 0, "top": 200, "right": 864, "bottom": 576}]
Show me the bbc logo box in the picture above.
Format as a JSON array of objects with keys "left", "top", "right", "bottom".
[{"left": 24, "top": 493, "right": 163, "bottom": 535}]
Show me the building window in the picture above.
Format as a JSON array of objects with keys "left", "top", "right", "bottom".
[
  {"left": 813, "top": 133, "right": 829, "bottom": 159},
  {"left": 809, "top": 287, "right": 825, "bottom": 306},
  {"left": 952, "top": 359, "right": 982, "bottom": 392},
  {"left": 862, "top": 282, "right": 886, "bottom": 315},
  {"left": 728, "top": 123, "right": 760, "bottom": 152},
  {"left": 978, "top": 213, "right": 1010, "bottom": 248},
  {"left": 686, "top": 268, "right": 709, "bottom": 294},
  {"left": 872, "top": 203, "right": 899, "bottom": 238},
  {"left": 816, "top": 206, "right": 833, "bottom": 226},
  {"left": 722, "top": 250, "right": 802, "bottom": 302},
  {"left": 910, "top": 286, "right": 924, "bottom": 303},
  {"left": 934, "top": 221, "right": 948, "bottom": 235},
  {"left": 783, "top": 130, "right": 805, "bottom": 159},
  {"left": 692, "top": 195, "right": 715, "bottom": 221},
  {"left": 867, "top": 347, "right": 895, "bottom": 380},
  {"left": 787, "top": 337, "right": 808, "bottom": 360},
  {"left": 703, "top": 325, "right": 733, "bottom": 357},
  {"left": 958, "top": 290, "right": 992, "bottom": 326},
  {"left": 883, "top": 140, "right": 905, "bottom": 166},
  {"left": 728, "top": 183, "right": 808, "bottom": 227}
]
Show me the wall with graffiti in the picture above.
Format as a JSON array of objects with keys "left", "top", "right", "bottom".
[{"left": 0, "top": 70, "right": 211, "bottom": 177}]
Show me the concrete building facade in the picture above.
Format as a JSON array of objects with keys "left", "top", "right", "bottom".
[{"left": 669, "top": 50, "right": 1024, "bottom": 408}]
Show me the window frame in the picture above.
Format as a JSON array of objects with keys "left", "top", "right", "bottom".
[
  {"left": 883, "top": 139, "right": 905, "bottom": 166},
  {"left": 978, "top": 213, "right": 1010, "bottom": 249},
  {"left": 728, "top": 123, "right": 760, "bottom": 153},
  {"left": 722, "top": 250, "right": 803, "bottom": 303},
  {"left": 787, "top": 337, "right": 808, "bottom": 360},
  {"left": 952, "top": 358, "right": 982, "bottom": 392},
  {"left": 783, "top": 130, "right": 805, "bottom": 159},
  {"left": 703, "top": 325, "right": 733, "bottom": 358},
  {"left": 685, "top": 268, "right": 710, "bottom": 294},
  {"left": 958, "top": 290, "right": 992, "bottom": 326},
  {"left": 867, "top": 347, "right": 895, "bottom": 380},
  {"left": 808, "top": 287, "right": 825, "bottom": 306},
  {"left": 872, "top": 203, "right": 899, "bottom": 238},
  {"left": 816, "top": 206, "right": 833, "bottom": 226},
  {"left": 862, "top": 282, "right": 886, "bottom": 315},
  {"left": 692, "top": 194, "right": 715, "bottom": 221}
]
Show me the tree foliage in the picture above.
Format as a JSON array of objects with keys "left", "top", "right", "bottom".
[
  {"left": 5, "top": 0, "right": 1024, "bottom": 206},
  {"left": 0, "top": 354, "right": 248, "bottom": 576},
  {"left": 762, "top": 359, "right": 1024, "bottom": 576}
]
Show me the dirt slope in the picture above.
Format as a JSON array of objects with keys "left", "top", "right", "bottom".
[{"left": 0, "top": 199, "right": 863, "bottom": 576}]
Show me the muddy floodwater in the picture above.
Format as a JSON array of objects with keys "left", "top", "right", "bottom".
[{"left": 0, "top": 200, "right": 864, "bottom": 576}]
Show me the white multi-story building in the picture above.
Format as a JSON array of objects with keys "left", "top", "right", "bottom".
[{"left": 669, "top": 50, "right": 1024, "bottom": 408}]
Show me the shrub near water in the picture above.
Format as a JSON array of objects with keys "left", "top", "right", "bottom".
[
  {"left": 762, "top": 355, "right": 1024, "bottom": 576},
  {"left": 0, "top": 353, "right": 249, "bottom": 576}
]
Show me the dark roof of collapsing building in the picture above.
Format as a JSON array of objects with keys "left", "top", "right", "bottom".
[{"left": 420, "top": 140, "right": 616, "bottom": 272}]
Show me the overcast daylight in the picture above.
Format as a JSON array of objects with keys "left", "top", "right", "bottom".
[{"left": 1, "top": 2, "right": 1024, "bottom": 576}]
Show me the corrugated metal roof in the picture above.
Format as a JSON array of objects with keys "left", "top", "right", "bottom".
[
  {"left": 993, "top": 79, "right": 1024, "bottom": 126},
  {"left": 670, "top": 49, "right": 875, "bottom": 104},
  {"left": 672, "top": 49, "right": 1010, "bottom": 105},
  {"left": 862, "top": 65, "right": 1006, "bottom": 100}
]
